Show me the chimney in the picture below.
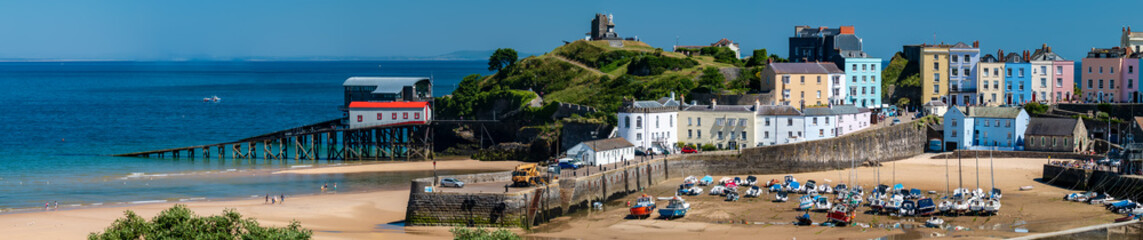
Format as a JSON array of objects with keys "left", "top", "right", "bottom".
[
  {"left": 710, "top": 99, "right": 717, "bottom": 108},
  {"left": 972, "top": 40, "right": 979, "bottom": 48},
  {"left": 767, "top": 58, "right": 773, "bottom": 64},
  {"left": 1047, "top": 46, "right": 1052, "bottom": 52},
  {"left": 1042, "top": 43, "right": 1048, "bottom": 50},
  {"left": 998, "top": 50, "right": 1004, "bottom": 61}
]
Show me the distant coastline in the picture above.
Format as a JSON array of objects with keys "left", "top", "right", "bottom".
[{"left": 0, "top": 50, "right": 542, "bottom": 62}]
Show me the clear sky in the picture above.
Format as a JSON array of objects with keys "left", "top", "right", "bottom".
[{"left": 1, "top": 0, "right": 1142, "bottom": 60}]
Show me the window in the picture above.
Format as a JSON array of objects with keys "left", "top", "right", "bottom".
[
  {"left": 625, "top": 117, "right": 631, "bottom": 128},
  {"left": 739, "top": 118, "right": 747, "bottom": 126},
  {"left": 817, "top": 91, "right": 821, "bottom": 98},
  {"left": 1111, "top": 80, "right": 1116, "bottom": 89},
  {"left": 952, "top": 119, "right": 957, "bottom": 127},
  {"left": 817, "top": 76, "right": 822, "bottom": 84},
  {"left": 1007, "top": 133, "right": 1011, "bottom": 139},
  {"left": 964, "top": 68, "right": 970, "bottom": 76},
  {"left": 1089, "top": 79, "right": 1094, "bottom": 89},
  {"left": 813, "top": 117, "right": 818, "bottom": 124},
  {"left": 952, "top": 68, "right": 958, "bottom": 76},
  {"left": 819, "top": 129, "right": 824, "bottom": 137},
  {"left": 1007, "top": 68, "right": 1012, "bottom": 77},
  {"left": 934, "top": 73, "right": 940, "bottom": 81},
  {"left": 862, "top": 76, "right": 867, "bottom": 83},
  {"left": 1006, "top": 120, "right": 1011, "bottom": 127},
  {"left": 933, "top": 84, "right": 939, "bottom": 93},
  {"left": 872, "top": 86, "right": 877, "bottom": 95},
  {"left": 717, "top": 131, "right": 723, "bottom": 140},
  {"left": 853, "top": 76, "right": 857, "bottom": 83},
  {"left": 825, "top": 117, "right": 830, "bottom": 124},
  {"left": 1088, "top": 66, "right": 1092, "bottom": 73},
  {"left": 764, "top": 131, "right": 769, "bottom": 138},
  {"left": 765, "top": 118, "right": 770, "bottom": 126},
  {"left": 951, "top": 131, "right": 957, "bottom": 137},
  {"left": 800, "top": 76, "right": 805, "bottom": 84},
  {"left": 1057, "top": 78, "right": 1063, "bottom": 87},
  {"left": 851, "top": 87, "right": 857, "bottom": 96},
  {"left": 655, "top": 116, "right": 660, "bottom": 128},
  {"left": 872, "top": 76, "right": 877, "bottom": 83},
  {"left": 728, "top": 131, "right": 735, "bottom": 139},
  {"left": 688, "top": 130, "right": 693, "bottom": 138},
  {"left": 636, "top": 133, "right": 642, "bottom": 140},
  {"left": 403, "top": 112, "right": 409, "bottom": 119},
  {"left": 787, "top": 119, "right": 793, "bottom": 126},
  {"left": 357, "top": 115, "right": 363, "bottom": 122},
  {"left": 801, "top": 91, "right": 805, "bottom": 98},
  {"left": 1019, "top": 68, "right": 1024, "bottom": 77},
  {"left": 697, "top": 130, "right": 702, "bottom": 138},
  {"left": 697, "top": 118, "right": 702, "bottom": 126},
  {"left": 1112, "top": 67, "right": 1116, "bottom": 74},
  {"left": 862, "top": 64, "right": 867, "bottom": 71},
  {"left": 862, "top": 87, "right": 867, "bottom": 95},
  {"left": 951, "top": 55, "right": 958, "bottom": 62},
  {"left": 741, "top": 131, "right": 746, "bottom": 140},
  {"left": 1057, "top": 66, "right": 1063, "bottom": 74},
  {"left": 933, "top": 62, "right": 939, "bottom": 71},
  {"left": 1100, "top": 67, "right": 1104, "bottom": 73},
  {"left": 1040, "top": 66, "right": 1047, "bottom": 75},
  {"left": 414, "top": 112, "right": 420, "bottom": 119},
  {"left": 377, "top": 113, "right": 382, "bottom": 120},
  {"left": 984, "top": 68, "right": 990, "bottom": 77},
  {"left": 993, "top": 68, "right": 999, "bottom": 76},
  {"left": 782, "top": 76, "right": 790, "bottom": 84},
  {"left": 1040, "top": 78, "right": 1047, "bottom": 87},
  {"left": 789, "top": 132, "right": 794, "bottom": 137},
  {"left": 984, "top": 120, "right": 990, "bottom": 127},
  {"left": 852, "top": 64, "right": 857, "bottom": 71},
  {"left": 964, "top": 54, "right": 969, "bottom": 61},
  {"left": 392, "top": 113, "right": 397, "bottom": 119},
  {"left": 933, "top": 55, "right": 938, "bottom": 60},
  {"left": 1099, "top": 79, "right": 1104, "bottom": 88},
  {"left": 636, "top": 116, "right": 643, "bottom": 128},
  {"left": 670, "top": 117, "right": 674, "bottom": 127},
  {"left": 715, "top": 118, "right": 723, "bottom": 126}
]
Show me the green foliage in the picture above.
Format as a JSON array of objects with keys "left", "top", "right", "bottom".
[
  {"left": 699, "top": 46, "right": 742, "bottom": 66},
  {"left": 437, "top": 82, "right": 536, "bottom": 120},
  {"left": 700, "top": 143, "right": 717, "bottom": 151},
  {"left": 1097, "top": 103, "right": 1112, "bottom": 113},
  {"left": 89, "top": 205, "right": 312, "bottom": 240},
  {"left": 1024, "top": 102, "right": 1049, "bottom": 114},
  {"left": 450, "top": 226, "right": 520, "bottom": 240},
  {"left": 488, "top": 48, "right": 519, "bottom": 71},
  {"left": 626, "top": 54, "right": 698, "bottom": 76},
  {"left": 881, "top": 52, "right": 920, "bottom": 106},
  {"left": 728, "top": 67, "right": 760, "bottom": 91},
  {"left": 745, "top": 49, "right": 770, "bottom": 67},
  {"left": 552, "top": 41, "right": 638, "bottom": 69},
  {"left": 694, "top": 67, "right": 726, "bottom": 93},
  {"left": 768, "top": 54, "right": 788, "bottom": 63},
  {"left": 896, "top": 98, "right": 911, "bottom": 107}
]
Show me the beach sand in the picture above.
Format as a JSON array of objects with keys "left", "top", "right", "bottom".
[
  {"left": 0, "top": 160, "right": 521, "bottom": 240},
  {"left": 0, "top": 155, "right": 1122, "bottom": 239}
]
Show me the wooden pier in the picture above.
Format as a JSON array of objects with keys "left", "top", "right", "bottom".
[{"left": 115, "top": 118, "right": 434, "bottom": 161}]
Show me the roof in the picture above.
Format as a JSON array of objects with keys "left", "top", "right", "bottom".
[
  {"left": 1024, "top": 118, "right": 1079, "bottom": 136},
  {"left": 713, "top": 38, "right": 735, "bottom": 47},
  {"left": 830, "top": 105, "right": 861, "bottom": 114},
  {"left": 348, "top": 101, "right": 429, "bottom": 109},
  {"left": 980, "top": 54, "right": 1000, "bottom": 63},
  {"left": 342, "top": 77, "right": 431, "bottom": 94},
  {"left": 1004, "top": 53, "right": 1025, "bottom": 63},
  {"left": 834, "top": 34, "right": 863, "bottom": 51},
  {"left": 755, "top": 105, "right": 802, "bottom": 116},
  {"left": 580, "top": 137, "right": 635, "bottom": 152},
  {"left": 681, "top": 104, "right": 755, "bottom": 112},
  {"left": 950, "top": 42, "right": 973, "bottom": 49},
  {"left": 769, "top": 62, "right": 844, "bottom": 74},
  {"left": 1031, "top": 48, "right": 1066, "bottom": 61},
  {"left": 802, "top": 107, "right": 834, "bottom": 116},
  {"left": 957, "top": 106, "right": 1023, "bottom": 119}
]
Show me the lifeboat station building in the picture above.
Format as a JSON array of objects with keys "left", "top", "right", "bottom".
[
  {"left": 342, "top": 77, "right": 433, "bottom": 110},
  {"left": 347, "top": 101, "right": 431, "bottom": 129}
]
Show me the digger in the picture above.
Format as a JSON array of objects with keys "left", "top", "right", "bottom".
[{"left": 511, "top": 163, "right": 549, "bottom": 187}]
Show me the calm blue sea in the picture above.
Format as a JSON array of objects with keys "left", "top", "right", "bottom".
[{"left": 0, "top": 61, "right": 487, "bottom": 211}]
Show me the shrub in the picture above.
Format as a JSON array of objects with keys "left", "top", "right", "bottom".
[
  {"left": 450, "top": 226, "right": 520, "bottom": 240},
  {"left": 700, "top": 144, "right": 718, "bottom": 151},
  {"left": 626, "top": 55, "right": 698, "bottom": 76},
  {"left": 89, "top": 205, "right": 312, "bottom": 240}
]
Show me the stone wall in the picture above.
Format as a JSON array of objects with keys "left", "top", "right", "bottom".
[
  {"left": 669, "top": 123, "right": 926, "bottom": 176},
  {"left": 934, "top": 150, "right": 1104, "bottom": 161},
  {"left": 1042, "top": 164, "right": 1143, "bottom": 203}
]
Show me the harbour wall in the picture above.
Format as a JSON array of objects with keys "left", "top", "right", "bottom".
[
  {"left": 1042, "top": 165, "right": 1143, "bottom": 202},
  {"left": 406, "top": 123, "right": 927, "bottom": 228},
  {"left": 933, "top": 150, "right": 1102, "bottom": 161}
]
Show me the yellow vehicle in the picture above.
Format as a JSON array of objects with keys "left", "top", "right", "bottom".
[{"left": 511, "top": 163, "right": 548, "bottom": 187}]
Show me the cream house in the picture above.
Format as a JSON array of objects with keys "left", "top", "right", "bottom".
[{"left": 678, "top": 100, "right": 759, "bottom": 150}]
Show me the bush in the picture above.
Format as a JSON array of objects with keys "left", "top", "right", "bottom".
[
  {"left": 626, "top": 55, "right": 698, "bottom": 76},
  {"left": 1024, "top": 102, "right": 1049, "bottom": 114},
  {"left": 450, "top": 226, "right": 520, "bottom": 240},
  {"left": 700, "top": 144, "right": 718, "bottom": 151},
  {"left": 89, "top": 205, "right": 312, "bottom": 240}
]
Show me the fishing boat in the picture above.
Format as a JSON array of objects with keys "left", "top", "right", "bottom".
[
  {"left": 745, "top": 186, "right": 762, "bottom": 198},
  {"left": 699, "top": 176, "right": 714, "bottom": 186},
  {"left": 827, "top": 204, "right": 856, "bottom": 226},
  {"left": 899, "top": 199, "right": 916, "bottom": 216},
  {"left": 744, "top": 176, "right": 758, "bottom": 186},
  {"left": 628, "top": 194, "right": 656, "bottom": 219},
  {"left": 925, "top": 217, "right": 945, "bottom": 228},
  {"left": 768, "top": 184, "right": 782, "bottom": 193},
  {"left": 917, "top": 198, "right": 937, "bottom": 216},
  {"left": 774, "top": 191, "right": 789, "bottom": 202},
  {"left": 722, "top": 181, "right": 738, "bottom": 196},
  {"left": 814, "top": 196, "right": 833, "bottom": 212},
  {"left": 658, "top": 196, "right": 690, "bottom": 219}
]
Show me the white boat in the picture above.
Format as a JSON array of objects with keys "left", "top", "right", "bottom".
[
  {"left": 818, "top": 184, "right": 833, "bottom": 194},
  {"left": 203, "top": 95, "right": 221, "bottom": 103},
  {"left": 938, "top": 199, "right": 952, "bottom": 213},
  {"left": 719, "top": 177, "right": 733, "bottom": 185},
  {"left": 745, "top": 186, "right": 762, "bottom": 198},
  {"left": 798, "top": 196, "right": 815, "bottom": 211},
  {"left": 983, "top": 199, "right": 1001, "bottom": 214},
  {"left": 814, "top": 196, "right": 833, "bottom": 212},
  {"left": 925, "top": 217, "right": 945, "bottom": 228},
  {"left": 969, "top": 197, "right": 985, "bottom": 213},
  {"left": 775, "top": 192, "right": 789, "bottom": 202},
  {"left": 709, "top": 185, "right": 726, "bottom": 195},
  {"left": 953, "top": 198, "right": 970, "bottom": 214}
]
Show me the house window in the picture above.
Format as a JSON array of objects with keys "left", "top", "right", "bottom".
[
  {"left": 729, "top": 131, "right": 735, "bottom": 139},
  {"left": 636, "top": 133, "right": 642, "bottom": 140},
  {"left": 825, "top": 117, "right": 830, "bottom": 124},
  {"left": 933, "top": 62, "right": 939, "bottom": 71},
  {"left": 952, "top": 119, "right": 957, "bottom": 127},
  {"left": 934, "top": 73, "right": 940, "bottom": 81},
  {"left": 800, "top": 76, "right": 805, "bottom": 84},
  {"left": 872, "top": 76, "right": 877, "bottom": 83},
  {"left": 1088, "top": 66, "right": 1092, "bottom": 73},
  {"left": 717, "top": 131, "right": 723, "bottom": 140},
  {"left": 952, "top": 55, "right": 958, "bottom": 62},
  {"left": 670, "top": 117, "right": 674, "bottom": 127},
  {"left": 1057, "top": 78, "right": 1063, "bottom": 87},
  {"left": 764, "top": 131, "right": 769, "bottom": 138},
  {"left": 984, "top": 68, "right": 990, "bottom": 77},
  {"left": 853, "top": 76, "right": 857, "bottom": 83},
  {"left": 392, "top": 113, "right": 397, "bottom": 119},
  {"left": 765, "top": 118, "right": 770, "bottom": 126},
  {"left": 1006, "top": 120, "right": 1011, "bottom": 127},
  {"left": 357, "top": 115, "right": 363, "bottom": 122},
  {"left": 1007, "top": 133, "right": 1012, "bottom": 139},
  {"left": 984, "top": 120, "right": 990, "bottom": 127},
  {"left": 1019, "top": 68, "right": 1025, "bottom": 77},
  {"left": 852, "top": 64, "right": 857, "bottom": 71},
  {"left": 951, "top": 131, "right": 957, "bottom": 137},
  {"left": 655, "top": 116, "right": 660, "bottom": 128},
  {"left": 1099, "top": 79, "right": 1104, "bottom": 88},
  {"left": 862, "top": 76, "right": 867, "bottom": 83},
  {"left": 1111, "top": 80, "right": 1116, "bottom": 89},
  {"left": 624, "top": 117, "right": 631, "bottom": 128},
  {"left": 817, "top": 76, "right": 822, "bottom": 84},
  {"left": 1040, "top": 66, "right": 1047, "bottom": 74},
  {"left": 788, "top": 119, "right": 793, "bottom": 126},
  {"left": 1089, "top": 79, "right": 1094, "bottom": 89},
  {"left": 636, "top": 116, "right": 642, "bottom": 128},
  {"left": 414, "top": 112, "right": 420, "bottom": 119},
  {"left": 1040, "top": 78, "right": 1047, "bottom": 87},
  {"left": 739, "top": 118, "right": 747, "bottom": 126},
  {"left": 403, "top": 112, "right": 409, "bottom": 119},
  {"left": 817, "top": 91, "right": 821, "bottom": 98},
  {"left": 377, "top": 113, "right": 383, "bottom": 120},
  {"left": 813, "top": 117, "right": 818, "bottom": 124},
  {"left": 698, "top": 118, "right": 702, "bottom": 126},
  {"left": 933, "top": 84, "right": 939, "bottom": 93},
  {"left": 697, "top": 130, "right": 702, "bottom": 138},
  {"left": 1112, "top": 67, "right": 1116, "bottom": 73},
  {"left": 1007, "top": 68, "right": 1012, "bottom": 77},
  {"left": 688, "top": 130, "right": 693, "bottom": 138},
  {"left": 782, "top": 76, "right": 790, "bottom": 84},
  {"left": 741, "top": 131, "right": 747, "bottom": 140},
  {"left": 1057, "top": 66, "right": 1063, "bottom": 74},
  {"left": 819, "top": 129, "right": 824, "bottom": 137}
]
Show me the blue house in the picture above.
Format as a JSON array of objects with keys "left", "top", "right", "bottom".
[
  {"left": 1003, "top": 52, "right": 1032, "bottom": 105},
  {"left": 943, "top": 106, "right": 1030, "bottom": 151}
]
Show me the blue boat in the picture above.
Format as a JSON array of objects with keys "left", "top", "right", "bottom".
[
  {"left": 699, "top": 176, "right": 714, "bottom": 186},
  {"left": 917, "top": 198, "right": 937, "bottom": 216},
  {"left": 658, "top": 196, "right": 690, "bottom": 219}
]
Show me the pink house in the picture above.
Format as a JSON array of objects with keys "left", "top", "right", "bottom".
[
  {"left": 1052, "top": 60, "right": 1075, "bottom": 103},
  {"left": 1121, "top": 58, "right": 1139, "bottom": 102},
  {"left": 1081, "top": 48, "right": 1126, "bottom": 103}
]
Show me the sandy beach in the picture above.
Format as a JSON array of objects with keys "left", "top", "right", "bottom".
[
  {"left": 0, "top": 160, "right": 521, "bottom": 240},
  {"left": 0, "top": 155, "right": 1123, "bottom": 240}
]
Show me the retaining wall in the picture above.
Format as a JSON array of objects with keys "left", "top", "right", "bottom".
[
  {"left": 935, "top": 150, "right": 1104, "bottom": 161},
  {"left": 1042, "top": 165, "right": 1143, "bottom": 203}
]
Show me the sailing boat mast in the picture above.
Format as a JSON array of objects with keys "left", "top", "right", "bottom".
[
  {"left": 958, "top": 150, "right": 963, "bottom": 190},
  {"left": 991, "top": 146, "right": 996, "bottom": 192},
  {"left": 976, "top": 151, "right": 980, "bottom": 190}
]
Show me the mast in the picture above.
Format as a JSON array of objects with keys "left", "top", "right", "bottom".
[
  {"left": 976, "top": 151, "right": 980, "bottom": 190},
  {"left": 945, "top": 149, "right": 950, "bottom": 196},
  {"left": 991, "top": 146, "right": 995, "bottom": 191},
  {"left": 958, "top": 150, "right": 963, "bottom": 190}
]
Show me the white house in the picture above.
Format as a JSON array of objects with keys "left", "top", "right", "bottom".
[
  {"left": 347, "top": 101, "right": 431, "bottom": 129},
  {"left": 832, "top": 105, "right": 871, "bottom": 135},
  {"left": 802, "top": 107, "right": 838, "bottom": 141},
  {"left": 754, "top": 105, "right": 804, "bottom": 146},
  {"left": 566, "top": 137, "right": 636, "bottom": 166},
  {"left": 923, "top": 100, "right": 948, "bottom": 117},
  {"left": 616, "top": 93, "right": 680, "bottom": 153}
]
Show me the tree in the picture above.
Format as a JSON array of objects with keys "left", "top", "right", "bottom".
[
  {"left": 745, "top": 49, "right": 770, "bottom": 67},
  {"left": 694, "top": 67, "right": 726, "bottom": 93},
  {"left": 89, "top": 205, "right": 312, "bottom": 240},
  {"left": 488, "top": 48, "right": 519, "bottom": 71},
  {"left": 1024, "top": 102, "right": 1049, "bottom": 114}
]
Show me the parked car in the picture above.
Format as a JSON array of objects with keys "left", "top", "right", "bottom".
[
  {"left": 635, "top": 149, "right": 648, "bottom": 156},
  {"left": 558, "top": 158, "right": 584, "bottom": 169},
  {"left": 681, "top": 146, "right": 697, "bottom": 154},
  {"left": 440, "top": 178, "right": 464, "bottom": 188}
]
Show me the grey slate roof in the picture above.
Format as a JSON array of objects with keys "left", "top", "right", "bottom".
[
  {"left": 343, "top": 77, "right": 431, "bottom": 94},
  {"left": 581, "top": 137, "right": 635, "bottom": 152},
  {"left": 802, "top": 107, "right": 834, "bottom": 116},
  {"left": 830, "top": 105, "right": 860, "bottom": 114},
  {"left": 770, "top": 62, "right": 844, "bottom": 74},
  {"left": 1024, "top": 118, "right": 1078, "bottom": 136},
  {"left": 834, "top": 34, "right": 863, "bottom": 51},
  {"left": 1004, "top": 53, "right": 1025, "bottom": 63},
  {"left": 980, "top": 54, "right": 1000, "bottom": 63},
  {"left": 959, "top": 106, "right": 1023, "bottom": 119},
  {"left": 681, "top": 104, "right": 755, "bottom": 112},
  {"left": 950, "top": 42, "right": 972, "bottom": 49},
  {"left": 755, "top": 105, "right": 803, "bottom": 116}
]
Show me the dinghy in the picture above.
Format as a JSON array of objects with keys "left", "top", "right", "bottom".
[
  {"left": 925, "top": 217, "right": 945, "bottom": 228},
  {"left": 658, "top": 196, "right": 690, "bottom": 219},
  {"left": 795, "top": 211, "right": 813, "bottom": 226}
]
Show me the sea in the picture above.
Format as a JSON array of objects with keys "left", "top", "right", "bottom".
[{"left": 0, "top": 60, "right": 488, "bottom": 212}]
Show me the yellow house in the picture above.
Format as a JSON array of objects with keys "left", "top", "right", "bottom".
[
  {"left": 905, "top": 44, "right": 951, "bottom": 103},
  {"left": 976, "top": 54, "right": 1005, "bottom": 106},
  {"left": 677, "top": 100, "right": 759, "bottom": 150},
  {"left": 761, "top": 62, "right": 843, "bottom": 109}
]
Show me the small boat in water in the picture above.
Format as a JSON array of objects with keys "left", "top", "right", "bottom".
[
  {"left": 629, "top": 194, "right": 656, "bottom": 218},
  {"left": 658, "top": 196, "right": 690, "bottom": 219},
  {"left": 203, "top": 95, "right": 221, "bottom": 103}
]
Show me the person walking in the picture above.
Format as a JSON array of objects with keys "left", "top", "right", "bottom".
[
  {"left": 280, "top": 194, "right": 285, "bottom": 204},
  {"left": 265, "top": 194, "right": 269, "bottom": 204}
]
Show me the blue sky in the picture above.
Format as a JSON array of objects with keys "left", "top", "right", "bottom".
[{"left": 0, "top": 0, "right": 1141, "bottom": 60}]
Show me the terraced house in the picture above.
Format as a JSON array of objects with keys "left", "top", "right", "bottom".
[
  {"left": 948, "top": 42, "right": 980, "bottom": 106},
  {"left": 1003, "top": 51, "right": 1032, "bottom": 104},
  {"left": 677, "top": 100, "right": 758, "bottom": 150},
  {"left": 761, "top": 62, "right": 844, "bottom": 109},
  {"left": 616, "top": 93, "right": 680, "bottom": 154},
  {"left": 1081, "top": 47, "right": 1126, "bottom": 103},
  {"left": 753, "top": 105, "right": 805, "bottom": 146},
  {"left": 904, "top": 44, "right": 950, "bottom": 103},
  {"left": 942, "top": 106, "right": 1030, "bottom": 151},
  {"left": 976, "top": 53, "right": 1005, "bottom": 106}
]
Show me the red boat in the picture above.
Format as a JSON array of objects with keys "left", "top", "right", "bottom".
[
  {"left": 827, "top": 204, "right": 855, "bottom": 226},
  {"left": 629, "top": 194, "right": 656, "bottom": 218}
]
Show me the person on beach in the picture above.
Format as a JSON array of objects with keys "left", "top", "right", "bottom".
[
  {"left": 271, "top": 197, "right": 276, "bottom": 204},
  {"left": 321, "top": 184, "right": 326, "bottom": 192},
  {"left": 333, "top": 183, "right": 337, "bottom": 191},
  {"left": 265, "top": 194, "right": 269, "bottom": 204},
  {"left": 44, "top": 202, "right": 49, "bottom": 211},
  {"left": 53, "top": 201, "right": 58, "bottom": 210},
  {"left": 280, "top": 194, "right": 285, "bottom": 204}
]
